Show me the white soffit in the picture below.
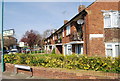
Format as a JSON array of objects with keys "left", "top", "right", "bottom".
[{"left": 69, "top": 41, "right": 84, "bottom": 44}]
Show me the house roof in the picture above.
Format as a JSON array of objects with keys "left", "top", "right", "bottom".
[
  {"left": 44, "top": 1, "right": 96, "bottom": 41},
  {"left": 44, "top": 10, "right": 87, "bottom": 41}
]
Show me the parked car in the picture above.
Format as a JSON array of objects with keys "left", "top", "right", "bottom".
[
  {"left": 26, "top": 48, "right": 31, "bottom": 53},
  {"left": 21, "top": 48, "right": 31, "bottom": 54},
  {"left": 8, "top": 49, "right": 18, "bottom": 54},
  {"left": 4, "top": 50, "right": 10, "bottom": 54},
  {"left": 21, "top": 48, "right": 26, "bottom": 53}
]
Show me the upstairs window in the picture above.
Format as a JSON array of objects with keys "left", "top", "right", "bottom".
[
  {"left": 104, "top": 13, "right": 111, "bottom": 28},
  {"left": 66, "top": 25, "right": 70, "bottom": 36},
  {"left": 103, "top": 11, "right": 120, "bottom": 28},
  {"left": 58, "top": 34, "right": 61, "bottom": 39},
  {"left": 111, "top": 12, "right": 118, "bottom": 27}
]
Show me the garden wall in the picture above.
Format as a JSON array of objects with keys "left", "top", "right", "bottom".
[{"left": 5, "top": 63, "right": 119, "bottom": 79}]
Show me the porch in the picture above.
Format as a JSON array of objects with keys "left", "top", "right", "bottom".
[
  {"left": 63, "top": 41, "right": 84, "bottom": 55},
  {"left": 55, "top": 44, "right": 63, "bottom": 54}
]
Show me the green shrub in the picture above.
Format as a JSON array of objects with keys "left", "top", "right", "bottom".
[
  {"left": 4, "top": 54, "right": 120, "bottom": 73},
  {"left": 51, "top": 48, "right": 55, "bottom": 54}
]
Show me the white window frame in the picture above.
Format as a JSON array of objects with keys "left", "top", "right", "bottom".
[
  {"left": 103, "top": 11, "right": 120, "bottom": 28},
  {"left": 53, "top": 35, "right": 54, "bottom": 40},
  {"left": 105, "top": 42, "right": 120, "bottom": 57},
  {"left": 48, "top": 39, "right": 50, "bottom": 42},
  {"left": 75, "top": 44, "right": 83, "bottom": 54},
  {"left": 62, "top": 29, "right": 64, "bottom": 37},
  {"left": 63, "top": 44, "right": 72, "bottom": 55},
  {"left": 103, "top": 13, "right": 111, "bottom": 28},
  {"left": 66, "top": 25, "right": 70, "bottom": 36}
]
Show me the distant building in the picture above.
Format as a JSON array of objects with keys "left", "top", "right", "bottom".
[{"left": 0, "top": 29, "right": 17, "bottom": 50}]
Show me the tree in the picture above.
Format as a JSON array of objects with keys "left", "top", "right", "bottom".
[
  {"left": 20, "top": 30, "right": 42, "bottom": 48},
  {"left": 4, "top": 36, "right": 17, "bottom": 49},
  {"left": 42, "top": 29, "right": 57, "bottom": 39}
]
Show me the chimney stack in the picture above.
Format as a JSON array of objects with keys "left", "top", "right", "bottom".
[
  {"left": 64, "top": 20, "right": 68, "bottom": 24},
  {"left": 78, "top": 5, "right": 86, "bottom": 13}
]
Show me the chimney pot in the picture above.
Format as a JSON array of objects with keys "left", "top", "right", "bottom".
[
  {"left": 64, "top": 20, "right": 68, "bottom": 24},
  {"left": 78, "top": 5, "right": 86, "bottom": 13}
]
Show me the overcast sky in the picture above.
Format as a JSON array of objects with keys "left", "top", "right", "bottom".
[{"left": 1, "top": 1, "right": 94, "bottom": 41}]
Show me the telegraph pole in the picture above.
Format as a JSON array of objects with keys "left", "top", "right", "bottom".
[{"left": 1, "top": 0, "right": 5, "bottom": 72}]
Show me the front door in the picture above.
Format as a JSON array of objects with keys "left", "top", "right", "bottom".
[
  {"left": 67, "top": 44, "right": 72, "bottom": 55},
  {"left": 64, "top": 44, "right": 72, "bottom": 55},
  {"left": 75, "top": 44, "right": 83, "bottom": 54},
  {"left": 64, "top": 45, "right": 67, "bottom": 55}
]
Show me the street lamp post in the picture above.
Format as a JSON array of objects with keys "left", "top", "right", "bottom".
[{"left": 1, "top": 0, "right": 5, "bottom": 72}]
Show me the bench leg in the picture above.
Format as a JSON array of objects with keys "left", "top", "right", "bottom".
[
  {"left": 30, "top": 68, "right": 33, "bottom": 77},
  {"left": 14, "top": 67, "right": 18, "bottom": 74}
]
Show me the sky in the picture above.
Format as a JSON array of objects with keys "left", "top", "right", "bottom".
[{"left": 0, "top": 1, "right": 95, "bottom": 41}]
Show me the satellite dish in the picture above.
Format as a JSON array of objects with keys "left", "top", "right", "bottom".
[{"left": 77, "top": 19, "right": 84, "bottom": 24}]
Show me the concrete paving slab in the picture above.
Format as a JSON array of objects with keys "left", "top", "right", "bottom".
[{"left": 2, "top": 71, "right": 48, "bottom": 79}]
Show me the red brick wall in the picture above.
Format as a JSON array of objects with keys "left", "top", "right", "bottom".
[
  {"left": 62, "top": 27, "right": 70, "bottom": 43},
  {"left": 4, "top": 63, "right": 89, "bottom": 79},
  {"left": 62, "top": 22, "right": 78, "bottom": 44},
  {"left": 5, "top": 63, "right": 119, "bottom": 79},
  {"left": 104, "top": 28, "right": 120, "bottom": 42},
  {"left": 50, "top": 37, "right": 55, "bottom": 44},
  {"left": 85, "top": 2, "right": 119, "bottom": 56},
  {"left": 89, "top": 38, "right": 105, "bottom": 57},
  {"left": 5, "top": 63, "right": 14, "bottom": 72},
  {"left": 82, "top": 22, "right": 88, "bottom": 55}
]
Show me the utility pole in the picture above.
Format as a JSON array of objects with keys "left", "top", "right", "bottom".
[{"left": 0, "top": 0, "right": 5, "bottom": 72}]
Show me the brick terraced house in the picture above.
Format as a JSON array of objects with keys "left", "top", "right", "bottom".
[{"left": 44, "top": 0, "right": 120, "bottom": 57}]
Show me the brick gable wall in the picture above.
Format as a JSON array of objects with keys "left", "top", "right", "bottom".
[{"left": 85, "top": 2, "right": 119, "bottom": 56}]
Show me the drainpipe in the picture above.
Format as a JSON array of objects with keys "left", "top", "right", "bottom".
[{"left": 84, "top": 16, "right": 88, "bottom": 55}]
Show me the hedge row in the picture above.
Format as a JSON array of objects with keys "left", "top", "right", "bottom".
[{"left": 4, "top": 54, "right": 120, "bottom": 73}]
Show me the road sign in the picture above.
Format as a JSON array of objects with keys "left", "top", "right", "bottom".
[{"left": 3, "top": 29, "right": 14, "bottom": 36}]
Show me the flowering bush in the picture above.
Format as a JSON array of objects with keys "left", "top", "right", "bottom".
[{"left": 4, "top": 54, "right": 120, "bottom": 73}]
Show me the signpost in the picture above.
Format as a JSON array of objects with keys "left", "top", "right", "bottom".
[
  {"left": 0, "top": 0, "right": 14, "bottom": 72},
  {"left": 0, "top": 0, "right": 4, "bottom": 72}
]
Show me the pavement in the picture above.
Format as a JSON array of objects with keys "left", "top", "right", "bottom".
[
  {"left": 0, "top": 63, "right": 48, "bottom": 79},
  {"left": 2, "top": 71, "right": 47, "bottom": 79}
]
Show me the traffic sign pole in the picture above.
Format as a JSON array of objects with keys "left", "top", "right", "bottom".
[{"left": 1, "top": 0, "right": 5, "bottom": 72}]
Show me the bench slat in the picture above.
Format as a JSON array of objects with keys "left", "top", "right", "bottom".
[{"left": 15, "top": 65, "right": 31, "bottom": 70}]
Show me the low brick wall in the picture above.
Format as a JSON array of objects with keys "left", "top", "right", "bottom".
[{"left": 5, "top": 63, "right": 119, "bottom": 79}]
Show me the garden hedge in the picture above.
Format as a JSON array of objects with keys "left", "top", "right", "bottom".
[{"left": 4, "top": 54, "right": 120, "bottom": 73}]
